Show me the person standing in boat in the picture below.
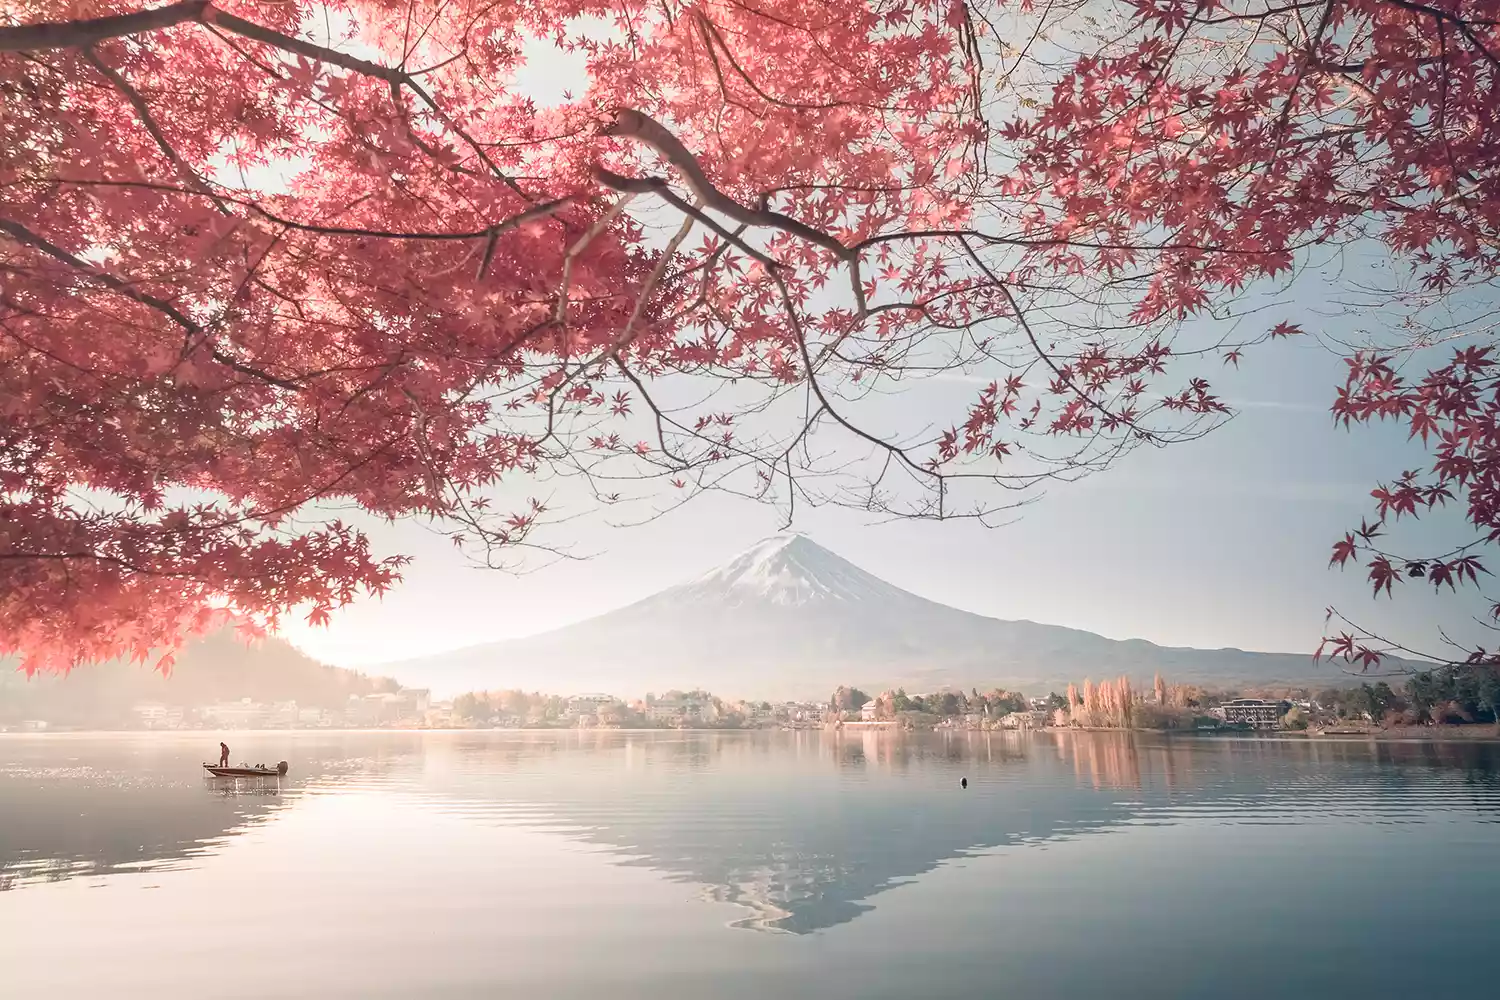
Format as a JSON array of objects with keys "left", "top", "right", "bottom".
[{"left": 218, "top": 742, "right": 230, "bottom": 767}]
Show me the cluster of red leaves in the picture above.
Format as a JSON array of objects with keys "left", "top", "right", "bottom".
[
  {"left": 5, "top": 0, "right": 1500, "bottom": 672},
  {"left": 0, "top": 0, "right": 992, "bottom": 670},
  {"left": 1010, "top": 0, "right": 1500, "bottom": 317},
  {"left": 1321, "top": 343, "right": 1500, "bottom": 664},
  {"left": 1000, "top": 0, "right": 1500, "bottom": 668}
]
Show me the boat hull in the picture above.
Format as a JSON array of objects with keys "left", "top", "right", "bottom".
[{"left": 203, "top": 765, "right": 282, "bottom": 778}]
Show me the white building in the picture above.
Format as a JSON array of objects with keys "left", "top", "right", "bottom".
[
  {"left": 201, "top": 698, "right": 267, "bottom": 728},
  {"left": 777, "top": 702, "right": 826, "bottom": 724},
  {"left": 364, "top": 692, "right": 406, "bottom": 724},
  {"left": 352, "top": 690, "right": 428, "bottom": 725},
  {"left": 567, "top": 693, "right": 617, "bottom": 717},
  {"left": 131, "top": 702, "right": 184, "bottom": 729},
  {"left": 298, "top": 707, "right": 332, "bottom": 727},
  {"left": 133, "top": 702, "right": 168, "bottom": 725},
  {"left": 1001, "top": 710, "right": 1049, "bottom": 730},
  {"left": 859, "top": 700, "right": 880, "bottom": 722},
  {"left": 268, "top": 701, "right": 300, "bottom": 727},
  {"left": 1220, "top": 698, "right": 1284, "bottom": 729}
]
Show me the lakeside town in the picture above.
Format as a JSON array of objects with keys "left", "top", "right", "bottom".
[{"left": 6, "top": 669, "right": 1497, "bottom": 737}]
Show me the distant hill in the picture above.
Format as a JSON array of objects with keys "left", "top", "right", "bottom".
[
  {"left": 0, "top": 631, "right": 394, "bottom": 727},
  {"left": 381, "top": 534, "right": 1389, "bottom": 699}
]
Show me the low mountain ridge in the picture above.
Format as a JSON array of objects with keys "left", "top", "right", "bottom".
[
  {"left": 1, "top": 632, "right": 393, "bottom": 727},
  {"left": 383, "top": 534, "right": 1363, "bottom": 699}
]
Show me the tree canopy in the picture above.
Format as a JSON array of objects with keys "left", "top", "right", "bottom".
[{"left": 3, "top": 0, "right": 1499, "bottom": 671}]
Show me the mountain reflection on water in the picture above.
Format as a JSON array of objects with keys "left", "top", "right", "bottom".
[
  {"left": 2, "top": 731, "right": 1497, "bottom": 933},
  {"left": 416, "top": 731, "right": 1500, "bottom": 932}
]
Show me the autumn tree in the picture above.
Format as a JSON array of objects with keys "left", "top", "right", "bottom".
[
  {"left": 1001, "top": 0, "right": 1500, "bottom": 667},
  {"left": 831, "top": 686, "right": 870, "bottom": 713},
  {"left": 1135, "top": 672, "right": 1196, "bottom": 729},
  {"left": 1065, "top": 675, "right": 1137, "bottom": 728},
  {"left": 1404, "top": 664, "right": 1500, "bottom": 723},
  {"left": 5, "top": 0, "right": 1500, "bottom": 674},
  {"left": 985, "top": 688, "right": 1026, "bottom": 714},
  {"left": 1003, "top": 0, "right": 1500, "bottom": 669},
  {"left": 1, "top": 0, "right": 1300, "bottom": 674},
  {"left": 1080, "top": 679, "right": 1098, "bottom": 726},
  {"left": 452, "top": 692, "right": 490, "bottom": 722},
  {"left": 1481, "top": 671, "right": 1500, "bottom": 725}
]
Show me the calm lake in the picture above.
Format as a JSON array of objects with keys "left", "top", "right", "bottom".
[{"left": 2, "top": 730, "right": 1497, "bottom": 998}]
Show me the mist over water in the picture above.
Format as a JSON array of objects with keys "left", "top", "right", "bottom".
[{"left": 3, "top": 731, "right": 1496, "bottom": 998}]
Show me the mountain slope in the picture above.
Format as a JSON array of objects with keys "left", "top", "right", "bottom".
[
  {"left": 383, "top": 534, "right": 1362, "bottom": 699},
  {"left": 1, "top": 632, "right": 393, "bottom": 727}
]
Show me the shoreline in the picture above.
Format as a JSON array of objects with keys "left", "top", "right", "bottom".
[
  {"left": 1043, "top": 724, "right": 1500, "bottom": 742},
  {"left": 5, "top": 723, "right": 1500, "bottom": 742},
  {"left": 1306, "top": 724, "right": 1500, "bottom": 742}
]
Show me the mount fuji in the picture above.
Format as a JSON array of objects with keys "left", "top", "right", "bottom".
[{"left": 383, "top": 534, "right": 1348, "bottom": 700}]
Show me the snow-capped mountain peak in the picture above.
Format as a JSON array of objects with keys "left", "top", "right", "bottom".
[
  {"left": 386, "top": 531, "right": 1358, "bottom": 700},
  {"left": 670, "top": 533, "right": 907, "bottom": 607}
]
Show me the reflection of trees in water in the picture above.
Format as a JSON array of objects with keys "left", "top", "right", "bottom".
[
  {"left": 1037, "top": 732, "right": 1500, "bottom": 800},
  {"left": 425, "top": 731, "right": 1500, "bottom": 933},
  {"left": 1046, "top": 731, "right": 1144, "bottom": 791},
  {"left": 412, "top": 731, "right": 1124, "bottom": 933},
  {"left": 786, "top": 729, "right": 1038, "bottom": 775},
  {"left": 5, "top": 731, "right": 1497, "bottom": 930}
]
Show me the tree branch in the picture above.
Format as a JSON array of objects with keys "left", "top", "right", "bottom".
[
  {"left": 0, "top": 216, "right": 300, "bottom": 389},
  {"left": 80, "top": 45, "right": 231, "bottom": 215},
  {"left": 0, "top": 1, "right": 209, "bottom": 52},
  {"left": 601, "top": 109, "right": 855, "bottom": 262},
  {"left": 2, "top": 2, "right": 530, "bottom": 198},
  {"left": 593, "top": 165, "right": 784, "bottom": 274}
]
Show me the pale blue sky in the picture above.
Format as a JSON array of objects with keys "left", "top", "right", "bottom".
[
  {"left": 269, "top": 20, "right": 1487, "bottom": 670},
  {"left": 279, "top": 294, "right": 1483, "bottom": 669}
]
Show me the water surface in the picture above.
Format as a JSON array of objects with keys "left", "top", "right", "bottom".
[{"left": 2, "top": 730, "right": 1496, "bottom": 998}]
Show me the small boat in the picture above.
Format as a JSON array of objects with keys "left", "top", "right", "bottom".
[{"left": 203, "top": 761, "right": 288, "bottom": 778}]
